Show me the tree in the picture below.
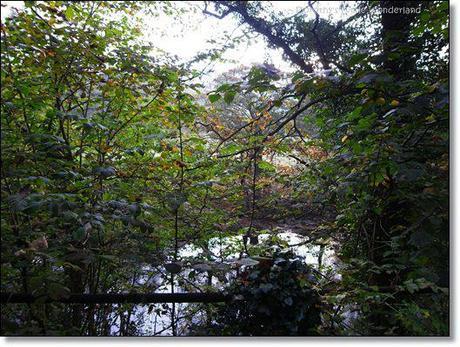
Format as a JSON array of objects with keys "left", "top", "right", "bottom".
[{"left": 1, "top": 0, "right": 449, "bottom": 336}]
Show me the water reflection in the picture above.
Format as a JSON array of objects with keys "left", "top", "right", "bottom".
[{"left": 107, "top": 231, "right": 339, "bottom": 335}]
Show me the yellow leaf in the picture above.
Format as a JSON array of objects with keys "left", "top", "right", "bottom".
[
  {"left": 376, "top": 97, "right": 386, "bottom": 105},
  {"left": 425, "top": 114, "right": 435, "bottom": 122},
  {"left": 341, "top": 135, "right": 348, "bottom": 143},
  {"left": 428, "top": 84, "right": 437, "bottom": 93}
]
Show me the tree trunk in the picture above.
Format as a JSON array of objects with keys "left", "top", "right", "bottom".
[{"left": 380, "top": 1, "right": 421, "bottom": 79}]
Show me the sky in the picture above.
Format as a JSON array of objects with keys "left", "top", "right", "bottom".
[
  {"left": 142, "top": 1, "right": 347, "bottom": 77},
  {"left": 1, "top": 1, "right": 347, "bottom": 79},
  {"left": 142, "top": 1, "right": 304, "bottom": 76}
]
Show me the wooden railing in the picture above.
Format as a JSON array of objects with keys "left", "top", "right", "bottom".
[
  {"left": 1, "top": 285, "right": 445, "bottom": 305},
  {"left": 1, "top": 292, "right": 230, "bottom": 304}
]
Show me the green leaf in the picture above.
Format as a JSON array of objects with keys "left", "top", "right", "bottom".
[
  {"left": 404, "top": 280, "right": 419, "bottom": 294},
  {"left": 224, "top": 90, "right": 236, "bottom": 104},
  {"left": 65, "top": 7, "right": 76, "bottom": 20},
  {"left": 258, "top": 161, "right": 276, "bottom": 171},
  {"left": 62, "top": 211, "right": 79, "bottom": 222},
  {"left": 216, "top": 83, "right": 231, "bottom": 92},
  {"left": 72, "top": 227, "right": 86, "bottom": 241},
  {"left": 208, "top": 93, "right": 221, "bottom": 103},
  {"left": 348, "top": 53, "right": 367, "bottom": 67},
  {"left": 346, "top": 106, "right": 362, "bottom": 121},
  {"left": 221, "top": 143, "right": 242, "bottom": 155},
  {"left": 420, "top": 11, "right": 430, "bottom": 23}
]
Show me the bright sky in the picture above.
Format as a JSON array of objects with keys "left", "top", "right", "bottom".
[
  {"left": 142, "top": 1, "right": 304, "bottom": 76},
  {"left": 1, "top": 1, "right": 347, "bottom": 78},
  {"left": 142, "top": 1, "right": 347, "bottom": 77}
]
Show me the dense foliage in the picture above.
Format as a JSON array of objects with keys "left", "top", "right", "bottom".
[
  {"left": 191, "top": 250, "right": 322, "bottom": 336},
  {"left": 1, "top": 0, "right": 449, "bottom": 336}
]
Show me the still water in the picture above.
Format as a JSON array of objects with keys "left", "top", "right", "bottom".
[{"left": 107, "top": 230, "right": 338, "bottom": 336}]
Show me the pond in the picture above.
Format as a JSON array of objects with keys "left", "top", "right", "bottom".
[{"left": 105, "top": 230, "right": 340, "bottom": 336}]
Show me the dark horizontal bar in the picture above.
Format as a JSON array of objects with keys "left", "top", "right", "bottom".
[
  {"left": 1, "top": 292, "right": 230, "bottom": 304},
  {"left": 1, "top": 286, "right": 446, "bottom": 305}
]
